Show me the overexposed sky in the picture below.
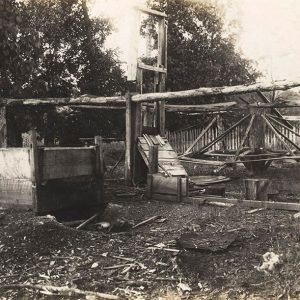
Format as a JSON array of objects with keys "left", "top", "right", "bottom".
[{"left": 90, "top": 0, "right": 300, "bottom": 81}]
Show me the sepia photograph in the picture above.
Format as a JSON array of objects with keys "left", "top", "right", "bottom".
[{"left": 1, "top": 0, "right": 300, "bottom": 298}]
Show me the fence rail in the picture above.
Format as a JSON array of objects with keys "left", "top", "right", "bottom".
[{"left": 166, "top": 121, "right": 300, "bottom": 154}]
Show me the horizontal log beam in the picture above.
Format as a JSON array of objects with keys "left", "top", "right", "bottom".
[
  {"left": 164, "top": 101, "right": 237, "bottom": 112},
  {"left": 131, "top": 78, "right": 300, "bottom": 103},
  {"left": 69, "top": 105, "right": 126, "bottom": 110},
  {"left": 138, "top": 63, "right": 167, "bottom": 74},
  {"left": 0, "top": 96, "right": 126, "bottom": 106},
  {"left": 137, "top": 6, "right": 167, "bottom": 18}
]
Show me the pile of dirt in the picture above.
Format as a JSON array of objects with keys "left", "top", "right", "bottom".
[{"left": 0, "top": 215, "right": 91, "bottom": 264}]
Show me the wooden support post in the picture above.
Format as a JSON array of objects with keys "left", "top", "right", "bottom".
[
  {"left": 157, "top": 17, "right": 166, "bottom": 137},
  {"left": 147, "top": 174, "right": 153, "bottom": 199},
  {"left": 249, "top": 107, "right": 266, "bottom": 151},
  {"left": 125, "top": 92, "right": 143, "bottom": 185},
  {"left": 177, "top": 177, "right": 182, "bottom": 202},
  {"left": 0, "top": 106, "right": 7, "bottom": 147},
  {"left": 216, "top": 115, "right": 226, "bottom": 151},
  {"left": 94, "top": 136, "right": 104, "bottom": 204},
  {"left": 29, "top": 129, "right": 40, "bottom": 214},
  {"left": 125, "top": 93, "right": 133, "bottom": 185},
  {"left": 149, "top": 145, "right": 158, "bottom": 174},
  {"left": 244, "top": 178, "right": 270, "bottom": 201}
]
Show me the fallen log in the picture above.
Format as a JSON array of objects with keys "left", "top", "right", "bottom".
[{"left": 0, "top": 284, "right": 119, "bottom": 299}]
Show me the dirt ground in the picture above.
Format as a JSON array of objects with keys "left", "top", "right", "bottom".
[{"left": 1, "top": 163, "right": 300, "bottom": 299}]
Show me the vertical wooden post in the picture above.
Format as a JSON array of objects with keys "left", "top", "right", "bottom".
[
  {"left": 132, "top": 100, "right": 143, "bottom": 183},
  {"left": 149, "top": 145, "right": 158, "bottom": 174},
  {"left": 125, "top": 93, "right": 133, "bottom": 185},
  {"left": 127, "top": 8, "right": 140, "bottom": 81},
  {"left": 0, "top": 106, "right": 7, "bottom": 147},
  {"left": 157, "top": 17, "right": 167, "bottom": 137},
  {"left": 177, "top": 177, "right": 182, "bottom": 202},
  {"left": 249, "top": 107, "right": 266, "bottom": 151},
  {"left": 94, "top": 136, "right": 104, "bottom": 204},
  {"left": 29, "top": 129, "right": 40, "bottom": 214}
]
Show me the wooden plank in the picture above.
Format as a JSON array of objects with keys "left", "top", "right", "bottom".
[
  {"left": 95, "top": 136, "right": 104, "bottom": 205},
  {"left": 29, "top": 130, "right": 40, "bottom": 213},
  {"left": 197, "top": 114, "right": 251, "bottom": 155},
  {"left": 137, "top": 5, "right": 167, "bottom": 18},
  {"left": 137, "top": 63, "right": 167, "bottom": 74},
  {"left": 132, "top": 79, "right": 300, "bottom": 103},
  {"left": 180, "top": 157, "right": 224, "bottom": 166},
  {"left": 0, "top": 106, "right": 7, "bottom": 147},
  {"left": 183, "top": 117, "right": 217, "bottom": 155},
  {"left": 151, "top": 174, "right": 188, "bottom": 196},
  {"left": 143, "top": 150, "right": 179, "bottom": 159},
  {"left": 0, "top": 148, "right": 31, "bottom": 179},
  {"left": 190, "top": 196, "right": 300, "bottom": 211},
  {"left": 262, "top": 115, "right": 294, "bottom": 155},
  {"left": 164, "top": 102, "right": 237, "bottom": 112},
  {"left": 139, "top": 143, "right": 173, "bottom": 152},
  {"left": 149, "top": 145, "right": 159, "bottom": 174},
  {"left": 41, "top": 148, "right": 94, "bottom": 180},
  {"left": 0, "top": 178, "right": 32, "bottom": 207}
]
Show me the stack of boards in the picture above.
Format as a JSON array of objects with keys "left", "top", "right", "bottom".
[{"left": 137, "top": 134, "right": 187, "bottom": 177}]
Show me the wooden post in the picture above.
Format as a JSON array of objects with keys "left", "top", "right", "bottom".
[
  {"left": 29, "top": 129, "right": 40, "bottom": 214},
  {"left": 244, "top": 178, "right": 270, "bottom": 201},
  {"left": 149, "top": 145, "right": 158, "bottom": 174},
  {"left": 125, "top": 92, "right": 143, "bottom": 185},
  {"left": 0, "top": 107, "right": 7, "bottom": 147},
  {"left": 94, "top": 136, "right": 104, "bottom": 204},
  {"left": 177, "top": 177, "right": 182, "bottom": 202},
  {"left": 147, "top": 174, "right": 153, "bottom": 199},
  {"left": 249, "top": 107, "right": 266, "bottom": 151},
  {"left": 157, "top": 16, "right": 167, "bottom": 137},
  {"left": 125, "top": 93, "right": 133, "bottom": 185}
]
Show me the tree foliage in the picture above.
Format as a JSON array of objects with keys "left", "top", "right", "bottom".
[
  {"left": 1, "top": 0, "right": 126, "bottom": 144},
  {"left": 149, "top": 0, "right": 260, "bottom": 90},
  {"left": 144, "top": 0, "right": 260, "bottom": 130}
]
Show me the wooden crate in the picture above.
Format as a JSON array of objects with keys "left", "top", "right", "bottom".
[
  {"left": 147, "top": 173, "right": 189, "bottom": 202},
  {"left": 0, "top": 131, "right": 105, "bottom": 214}
]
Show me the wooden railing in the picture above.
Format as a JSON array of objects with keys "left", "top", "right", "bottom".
[{"left": 166, "top": 122, "right": 300, "bottom": 154}]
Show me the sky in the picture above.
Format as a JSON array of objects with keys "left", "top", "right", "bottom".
[{"left": 89, "top": 0, "right": 300, "bottom": 81}]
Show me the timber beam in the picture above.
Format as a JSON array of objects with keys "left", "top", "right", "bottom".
[
  {"left": 0, "top": 96, "right": 126, "bottom": 107},
  {"left": 131, "top": 79, "right": 300, "bottom": 103}
]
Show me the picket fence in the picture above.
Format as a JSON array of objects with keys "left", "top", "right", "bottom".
[{"left": 166, "top": 121, "right": 300, "bottom": 154}]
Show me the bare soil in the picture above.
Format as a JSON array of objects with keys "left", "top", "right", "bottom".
[{"left": 1, "top": 164, "right": 300, "bottom": 299}]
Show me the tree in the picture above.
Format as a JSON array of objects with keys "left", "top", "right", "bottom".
[
  {"left": 17, "top": 0, "right": 125, "bottom": 98},
  {"left": 148, "top": 0, "right": 260, "bottom": 91},
  {"left": 144, "top": 0, "right": 260, "bottom": 130},
  {"left": 2, "top": 0, "right": 126, "bottom": 145},
  {"left": 0, "top": 0, "right": 41, "bottom": 97}
]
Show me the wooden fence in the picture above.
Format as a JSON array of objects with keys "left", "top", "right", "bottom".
[{"left": 166, "top": 121, "right": 300, "bottom": 154}]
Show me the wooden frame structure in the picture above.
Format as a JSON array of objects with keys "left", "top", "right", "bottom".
[
  {"left": 125, "top": 6, "right": 168, "bottom": 185},
  {"left": 0, "top": 130, "right": 105, "bottom": 214}
]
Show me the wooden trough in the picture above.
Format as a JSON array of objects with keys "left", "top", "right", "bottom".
[{"left": 0, "top": 130, "right": 105, "bottom": 214}]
